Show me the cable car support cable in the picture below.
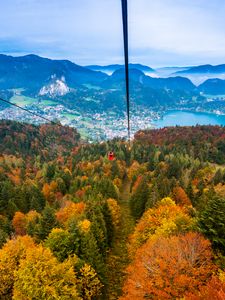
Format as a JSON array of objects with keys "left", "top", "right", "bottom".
[
  {"left": 121, "top": 0, "right": 131, "bottom": 143},
  {"left": 0, "top": 97, "right": 60, "bottom": 126}
]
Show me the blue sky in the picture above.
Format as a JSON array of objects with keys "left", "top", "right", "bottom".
[{"left": 1, "top": 0, "right": 225, "bottom": 67}]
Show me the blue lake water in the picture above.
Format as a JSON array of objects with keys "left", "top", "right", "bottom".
[{"left": 154, "top": 110, "right": 225, "bottom": 128}]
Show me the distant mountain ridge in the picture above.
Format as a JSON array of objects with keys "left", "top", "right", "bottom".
[
  {"left": 102, "top": 68, "right": 196, "bottom": 92},
  {"left": 1, "top": 53, "right": 225, "bottom": 115},
  {"left": 0, "top": 54, "right": 198, "bottom": 94},
  {"left": 0, "top": 54, "right": 107, "bottom": 93},
  {"left": 174, "top": 64, "right": 225, "bottom": 75},
  {"left": 86, "top": 63, "right": 155, "bottom": 74},
  {"left": 172, "top": 64, "right": 225, "bottom": 85}
]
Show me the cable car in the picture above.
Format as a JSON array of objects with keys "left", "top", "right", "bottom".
[{"left": 108, "top": 151, "right": 115, "bottom": 161}]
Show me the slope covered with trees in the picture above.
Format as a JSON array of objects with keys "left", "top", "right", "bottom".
[{"left": 1, "top": 121, "right": 225, "bottom": 299}]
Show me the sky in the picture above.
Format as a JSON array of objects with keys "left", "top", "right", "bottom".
[{"left": 1, "top": 0, "right": 225, "bottom": 67}]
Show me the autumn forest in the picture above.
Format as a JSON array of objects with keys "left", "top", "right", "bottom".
[{"left": 1, "top": 120, "right": 225, "bottom": 299}]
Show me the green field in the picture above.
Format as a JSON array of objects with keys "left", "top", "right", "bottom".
[
  {"left": 10, "top": 95, "right": 36, "bottom": 107},
  {"left": 40, "top": 100, "right": 58, "bottom": 106},
  {"left": 10, "top": 96, "right": 60, "bottom": 107},
  {"left": 62, "top": 112, "right": 80, "bottom": 121},
  {"left": 78, "top": 128, "right": 90, "bottom": 139},
  {"left": 83, "top": 84, "right": 101, "bottom": 90},
  {"left": 83, "top": 97, "right": 100, "bottom": 103}
]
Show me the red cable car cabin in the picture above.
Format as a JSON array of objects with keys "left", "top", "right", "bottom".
[{"left": 108, "top": 151, "right": 115, "bottom": 161}]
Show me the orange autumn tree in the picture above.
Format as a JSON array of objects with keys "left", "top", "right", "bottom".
[
  {"left": 185, "top": 276, "right": 225, "bottom": 300},
  {"left": 132, "top": 175, "right": 143, "bottom": 194},
  {"left": 121, "top": 233, "right": 216, "bottom": 300},
  {"left": 56, "top": 201, "right": 86, "bottom": 226},
  {"left": 42, "top": 181, "right": 58, "bottom": 204},
  {"left": 7, "top": 167, "right": 21, "bottom": 185},
  {"left": 128, "top": 197, "right": 194, "bottom": 256},
  {"left": 12, "top": 210, "right": 41, "bottom": 236},
  {"left": 12, "top": 212, "right": 27, "bottom": 236},
  {"left": 172, "top": 186, "right": 192, "bottom": 206}
]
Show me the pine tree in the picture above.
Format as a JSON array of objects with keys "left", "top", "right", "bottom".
[
  {"left": 130, "top": 177, "right": 149, "bottom": 220},
  {"left": 213, "top": 169, "right": 223, "bottom": 185},
  {"left": 45, "top": 228, "right": 77, "bottom": 262},
  {"left": 145, "top": 184, "right": 160, "bottom": 209},
  {"left": 102, "top": 202, "right": 114, "bottom": 247},
  {"left": 36, "top": 206, "right": 58, "bottom": 241},
  {"left": 80, "top": 231, "right": 106, "bottom": 284},
  {"left": 198, "top": 194, "right": 225, "bottom": 252},
  {"left": 0, "top": 181, "right": 14, "bottom": 216},
  {"left": 0, "top": 229, "right": 8, "bottom": 248},
  {"left": 29, "top": 186, "right": 46, "bottom": 212}
]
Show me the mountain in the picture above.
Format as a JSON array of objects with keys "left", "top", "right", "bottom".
[
  {"left": 172, "top": 64, "right": 225, "bottom": 85},
  {"left": 142, "top": 75, "right": 196, "bottom": 91},
  {"left": 101, "top": 68, "right": 145, "bottom": 88},
  {"left": 102, "top": 68, "right": 196, "bottom": 91},
  {"left": 98, "top": 68, "right": 200, "bottom": 109},
  {"left": 175, "top": 64, "right": 225, "bottom": 75},
  {"left": 198, "top": 78, "right": 225, "bottom": 95},
  {"left": 155, "top": 66, "right": 190, "bottom": 77},
  {"left": 0, "top": 54, "right": 108, "bottom": 94},
  {"left": 0, "top": 53, "right": 219, "bottom": 138},
  {"left": 86, "top": 63, "right": 155, "bottom": 75}
]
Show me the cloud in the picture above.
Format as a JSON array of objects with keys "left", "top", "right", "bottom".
[
  {"left": 1, "top": 0, "right": 225, "bottom": 66},
  {"left": 129, "top": 0, "right": 225, "bottom": 65}
]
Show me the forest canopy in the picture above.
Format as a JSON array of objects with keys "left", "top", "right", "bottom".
[{"left": 1, "top": 121, "right": 225, "bottom": 299}]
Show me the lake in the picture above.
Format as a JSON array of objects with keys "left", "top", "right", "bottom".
[{"left": 154, "top": 110, "right": 225, "bottom": 128}]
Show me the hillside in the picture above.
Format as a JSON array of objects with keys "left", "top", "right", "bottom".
[
  {"left": 1, "top": 121, "right": 225, "bottom": 298},
  {"left": 0, "top": 54, "right": 107, "bottom": 93},
  {"left": 198, "top": 78, "right": 225, "bottom": 95},
  {"left": 0, "top": 120, "right": 80, "bottom": 158}
]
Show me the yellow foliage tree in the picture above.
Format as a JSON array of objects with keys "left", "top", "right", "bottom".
[
  {"left": 13, "top": 245, "right": 80, "bottom": 299},
  {"left": 78, "top": 219, "right": 91, "bottom": 234},
  {"left": 78, "top": 264, "right": 103, "bottom": 300},
  {"left": 127, "top": 161, "right": 147, "bottom": 181},
  {"left": 113, "top": 177, "right": 122, "bottom": 189},
  {"left": 107, "top": 198, "right": 121, "bottom": 228},
  {"left": 26, "top": 210, "right": 41, "bottom": 224},
  {"left": 0, "top": 236, "right": 35, "bottom": 298}
]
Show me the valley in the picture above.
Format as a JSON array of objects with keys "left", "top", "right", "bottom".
[{"left": 1, "top": 54, "right": 225, "bottom": 141}]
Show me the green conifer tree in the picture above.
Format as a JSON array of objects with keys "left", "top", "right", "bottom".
[
  {"left": 199, "top": 195, "right": 225, "bottom": 252},
  {"left": 130, "top": 177, "right": 149, "bottom": 220}
]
